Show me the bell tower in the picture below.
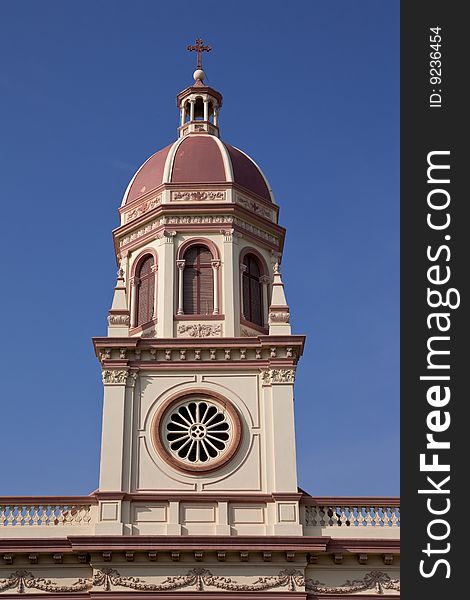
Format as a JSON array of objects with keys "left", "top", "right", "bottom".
[{"left": 93, "top": 42, "right": 305, "bottom": 536}]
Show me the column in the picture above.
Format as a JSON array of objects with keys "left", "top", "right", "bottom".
[
  {"left": 176, "top": 260, "right": 185, "bottom": 315},
  {"left": 213, "top": 107, "right": 218, "bottom": 126},
  {"left": 203, "top": 99, "right": 209, "bottom": 122},
  {"left": 180, "top": 106, "right": 185, "bottom": 126},
  {"left": 222, "top": 231, "right": 238, "bottom": 336},
  {"left": 211, "top": 260, "right": 221, "bottom": 315},
  {"left": 240, "top": 264, "right": 248, "bottom": 319},
  {"left": 189, "top": 99, "right": 195, "bottom": 121},
  {"left": 260, "top": 275, "right": 270, "bottom": 327},
  {"left": 129, "top": 277, "right": 138, "bottom": 328},
  {"left": 152, "top": 264, "right": 158, "bottom": 319},
  {"left": 156, "top": 231, "right": 176, "bottom": 337}
]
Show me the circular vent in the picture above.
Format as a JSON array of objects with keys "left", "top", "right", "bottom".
[{"left": 152, "top": 392, "right": 241, "bottom": 473}]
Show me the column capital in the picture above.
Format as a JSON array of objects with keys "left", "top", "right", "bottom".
[
  {"left": 176, "top": 259, "right": 186, "bottom": 270},
  {"left": 211, "top": 259, "right": 221, "bottom": 269}
]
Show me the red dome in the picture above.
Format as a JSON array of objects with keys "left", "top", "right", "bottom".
[{"left": 123, "top": 135, "right": 273, "bottom": 205}]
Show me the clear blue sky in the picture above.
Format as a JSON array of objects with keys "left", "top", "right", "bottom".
[{"left": 0, "top": 0, "right": 399, "bottom": 496}]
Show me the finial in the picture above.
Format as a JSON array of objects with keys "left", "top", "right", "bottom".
[
  {"left": 187, "top": 38, "right": 211, "bottom": 82},
  {"left": 273, "top": 261, "right": 280, "bottom": 274}
]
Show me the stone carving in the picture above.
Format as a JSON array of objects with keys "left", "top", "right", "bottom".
[
  {"left": 177, "top": 324, "right": 222, "bottom": 338},
  {"left": 172, "top": 191, "right": 225, "bottom": 202},
  {"left": 125, "top": 195, "right": 161, "bottom": 223},
  {"left": 102, "top": 370, "right": 128, "bottom": 384},
  {"left": 305, "top": 571, "right": 400, "bottom": 595},
  {"left": 0, "top": 570, "right": 91, "bottom": 593},
  {"left": 107, "top": 314, "right": 130, "bottom": 326},
  {"left": 269, "top": 311, "right": 290, "bottom": 323},
  {"left": 235, "top": 194, "right": 274, "bottom": 220},
  {"left": 102, "top": 370, "right": 137, "bottom": 386},
  {"left": 92, "top": 568, "right": 304, "bottom": 593},
  {"left": 261, "top": 369, "right": 295, "bottom": 385}
]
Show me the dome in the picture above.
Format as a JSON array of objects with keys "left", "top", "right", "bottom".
[{"left": 122, "top": 135, "right": 275, "bottom": 206}]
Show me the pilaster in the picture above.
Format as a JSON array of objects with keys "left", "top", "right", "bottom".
[{"left": 156, "top": 231, "right": 176, "bottom": 337}]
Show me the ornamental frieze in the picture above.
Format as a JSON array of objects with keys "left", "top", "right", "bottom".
[
  {"left": 235, "top": 194, "right": 275, "bottom": 221},
  {"left": 177, "top": 323, "right": 222, "bottom": 338},
  {"left": 172, "top": 190, "right": 225, "bottom": 202},
  {"left": 305, "top": 571, "right": 400, "bottom": 595},
  {"left": 107, "top": 314, "right": 130, "bottom": 326},
  {"left": 102, "top": 370, "right": 137, "bottom": 386},
  {"left": 124, "top": 195, "right": 161, "bottom": 224},
  {"left": 261, "top": 369, "right": 295, "bottom": 385},
  {"left": 93, "top": 567, "right": 305, "bottom": 593},
  {"left": 269, "top": 311, "right": 290, "bottom": 324},
  {"left": 0, "top": 570, "right": 91, "bottom": 593},
  {"left": 118, "top": 215, "right": 279, "bottom": 249}
]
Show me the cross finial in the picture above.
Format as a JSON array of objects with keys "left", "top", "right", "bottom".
[{"left": 187, "top": 38, "right": 212, "bottom": 70}]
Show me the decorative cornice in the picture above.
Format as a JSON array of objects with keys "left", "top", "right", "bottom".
[
  {"left": 261, "top": 368, "right": 296, "bottom": 386},
  {"left": 305, "top": 571, "right": 400, "bottom": 595}
]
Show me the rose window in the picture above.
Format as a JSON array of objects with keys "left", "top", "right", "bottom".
[{"left": 153, "top": 394, "right": 241, "bottom": 473}]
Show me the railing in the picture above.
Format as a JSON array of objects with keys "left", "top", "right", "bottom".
[
  {"left": 0, "top": 497, "right": 96, "bottom": 527},
  {"left": 302, "top": 497, "right": 400, "bottom": 528}
]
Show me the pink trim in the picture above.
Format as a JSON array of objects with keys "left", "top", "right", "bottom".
[
  {"left": 0, "top": 496, "right": 98, "bottom": 505},
  {"left": 129, "top": 318, "right": 158, "bottom": 336},
  {"left": 130, "top": 248, "right": 158, "bottom": 278},
  {"left": 240, "top": 318, "right": 269, "bottom": 335},
  {"left": 176, "top": 237, "right": 220, "bottom": 261},
  {"left": 239, "top": 247, "right": 269, "bottom": 277},
  {"left": 174, "top": 314, "right": 224, "bottom": 321},
  {"left": 301, "top": 496, "right": 401, "bottom": 507}
]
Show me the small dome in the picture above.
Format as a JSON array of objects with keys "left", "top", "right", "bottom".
[{"left": 122, "top": 135, "right": 274, "bottom": 206}]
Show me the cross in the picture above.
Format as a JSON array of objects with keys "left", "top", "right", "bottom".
[{"left": 187, "top": 38, "right": 212, "bottom": 70}]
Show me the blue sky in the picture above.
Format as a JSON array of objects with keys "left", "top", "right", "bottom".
[{"left": 0, "top": 0, "right": 399, "bottom": 496}]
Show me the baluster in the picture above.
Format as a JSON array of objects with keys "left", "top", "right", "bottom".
[
  {"left": 55, "top": 505, "right": 65, "bottom": 525},
  {"left": 364, "top": 505, "right": 373, "bottom": 527},
  {"left": 338, "top": 506, "right": 348, "bottom": 526},
  {"left": 0, "top": 505, "right": 5, "bottom": 526},
  {"left": 31, "top": 505, "right": 40, "bottom": 526},
  {"left": 7, "top": 506, "right": 15, "bottom": 526},
  {"left": 83, "top": 505, "right": 92, "bottom": 524}
]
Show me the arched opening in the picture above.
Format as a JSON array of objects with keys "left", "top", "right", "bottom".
[
  {"left": 183, "top": 246, "right": 214, "bottom": 315},
  {"left": 136, "top": 255, "right": 155, "bottom": 326},
  {"left": 194, "top": 97, "right": 204, "bottom": 120},
  {"left": 242, "top": 254, "right": 263, "bottom": 326}
]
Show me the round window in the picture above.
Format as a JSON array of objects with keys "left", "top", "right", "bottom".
[{"left": 152, "top": 392, "right": 242, "bottom": 473}]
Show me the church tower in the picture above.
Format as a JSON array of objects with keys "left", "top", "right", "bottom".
[
  {"left": 93, "top": 43, "right": 305, "bottom": 536},
  {"left": 0, "top": 42, "right": 399, "bottom": 597}
]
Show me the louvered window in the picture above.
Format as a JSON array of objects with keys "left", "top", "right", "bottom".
[
  {"left": 136, "top": 256, "right": 155, "bottom": 326},
  {"left": 183, "top": 246, "right": 214, "bottom": 315},
  {"left": 242, "top": 255, "right": 263, "bottom": 326}
]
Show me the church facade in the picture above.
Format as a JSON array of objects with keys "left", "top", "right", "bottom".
[{"left": 0, "top": 46, "right": 400, "bottom": 598}]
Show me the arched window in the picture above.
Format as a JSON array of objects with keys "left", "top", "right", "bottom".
[
  {"left": 242, "top": 254, "right": 263, "bottom": 326},
  {"left": 183, "top": 246, "right": 214, "bottom": 315},
  {"left": 136, "top": 255, "right": 155, "bottom": 326}
]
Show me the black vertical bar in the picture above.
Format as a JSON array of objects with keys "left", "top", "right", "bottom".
[{"left": 401, "top": 2, "right": 467, "bottom": 597}]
